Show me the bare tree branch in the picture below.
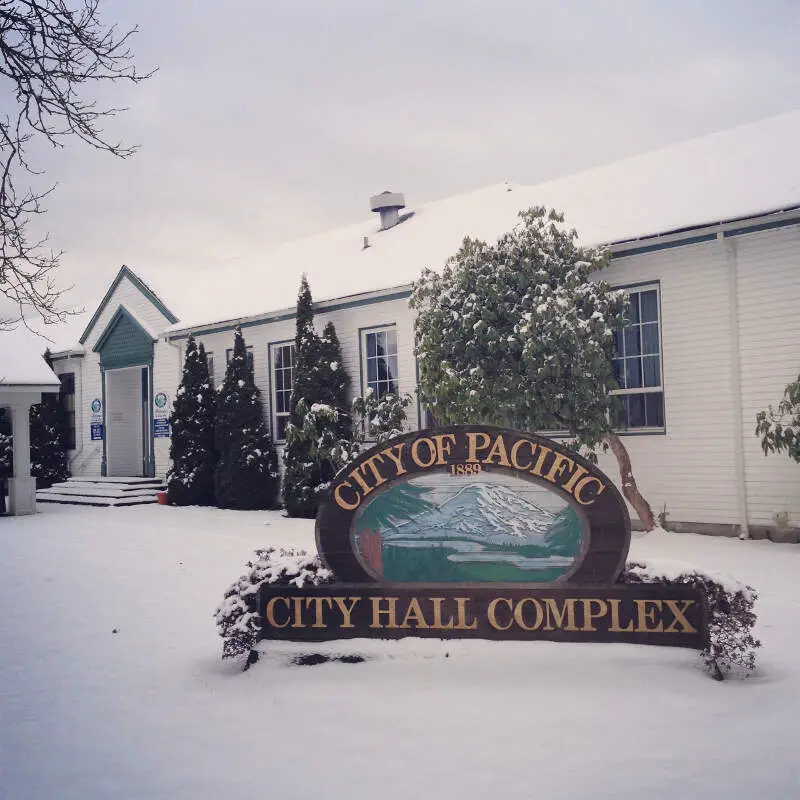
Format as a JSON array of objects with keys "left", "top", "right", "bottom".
[{"left": 0, "top": 0, "right": 154, "bottom": 330}]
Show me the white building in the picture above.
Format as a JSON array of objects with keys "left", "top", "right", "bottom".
[{"left": 49, "top": 112, "right": 800, "bottom": 538}]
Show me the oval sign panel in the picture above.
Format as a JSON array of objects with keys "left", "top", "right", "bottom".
[{"left": 316, "top": 425, "right": 631, "bottom": 586}]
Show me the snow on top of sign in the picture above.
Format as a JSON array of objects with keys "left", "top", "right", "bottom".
[
  {"left": 160, "top": 109, "right": 800, "bottom": 332},
  {"left": 0, "top": 325, "right": 61, "bottom": 387}
]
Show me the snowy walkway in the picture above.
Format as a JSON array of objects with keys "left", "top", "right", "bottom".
[{"left": 0, "top": 505, "right": 798, "bottom": 799}]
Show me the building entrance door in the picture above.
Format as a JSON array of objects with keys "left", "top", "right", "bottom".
[{"left": 105, "top": 366, "right": 147, "bottom": 477}]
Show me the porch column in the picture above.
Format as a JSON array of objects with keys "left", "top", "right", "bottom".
[{"left": 8, "top": 397, "right": 37, "bottom": 515}]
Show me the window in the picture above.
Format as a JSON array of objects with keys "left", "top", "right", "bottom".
[
  {"left": 270, "top": 342, "right": 296, "bottom": 441},
  {"left": 226, "top": 346, "right": 254, "bottom": 380},
  {"left": 611, "top": 286, "right": 664, "bottom": 429},
  {"left": 59, "top": 372, "right": 76, "bottom": 450},
  {"left": 205, "top": 352, "right": 214, "bottom": 385},
  {"left": 362, "top": 327, "right": 398, "bottom": 400}
]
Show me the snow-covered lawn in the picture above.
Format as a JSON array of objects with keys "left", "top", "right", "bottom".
[{"left": 1, "top": 505, "right": 798, "bottom": 800}]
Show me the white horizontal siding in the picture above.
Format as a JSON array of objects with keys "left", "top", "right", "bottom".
[
  {"left": 595, "top": 240, "right": 740, "bottom": 525},
  {"left": 735, "top": 225, "right": 800, "bottom": 528}
]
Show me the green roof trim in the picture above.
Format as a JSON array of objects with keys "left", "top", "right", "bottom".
[
  {"left": 79, "top": 265, "right": 178, "bottom": 344},
  {"left": 92, "top": 305, "right": 155, "bottom": 370}
]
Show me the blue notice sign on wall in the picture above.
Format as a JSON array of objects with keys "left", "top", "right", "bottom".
[
  {"left": 153, "top": 418, "right": 170, "bottom": 438},
  {"left": 90, "top": 423, "right": 104, "bottom": 441}
]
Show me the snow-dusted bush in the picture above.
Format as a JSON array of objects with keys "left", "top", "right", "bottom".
[
  {"left": 621, "top": 560, "right": 760, "bottom": 679},
  {"left": 352, "top": 389, "right": 412, "bottom": 444},
  {"left": 215, "top": 547, "right": 334, "bottom": 664}
]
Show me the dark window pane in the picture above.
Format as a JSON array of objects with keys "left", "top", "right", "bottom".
[
  {"left": 377, "top": 357, "right": 389, "bottom": 382},
  {"left": 641, "top": 323, "right": 659, "bottom": 355},
  {"left": 611, "top": 396, "right": 627, "bottom": 428},
  {"left": 59, "top": 372, "right": 75, "bottom": 394},
  {"left": 624, "top": 326, "right": 641, "bottom": 357},
  {"left": 612, "top": 329, "right": 624, "bottom": 357},
  {"left": 643, "top": 356, "right": 661, "bottom": 387},
  {"left": 628, "top": 293, "right": 640, "bottom": 324},
  {"left": 387, "top": 355, "right": 398, "bottom": 382},
  {"left": 367, "top": 358, "right": 378, "bottom": 383},
  {"left": 645, "top": 392, "right": 665, "bottom": 428},
  {"left": 385, "top": 329, "right": 397, "bottom": 354},
  {"left": 277, "top": 416, "right": 289, "bottom": 440},
  {"left": 625, "top": 358, "right": 642, "bottom": 389},
  {"left": 612, "top": 359, "right": 625, "bottom": 388},
  {"left": 640, "top": 290, "right": 658, "bottom": 323},
  {"left": 275, "top": 349, "right": 285, "bottom": 370},
  {"left": 366, "top": 334, "right": 377, "bottom": 358},
  {"left": 628, "top": 394, "right": 646, "bottom": 427},
  {"left": 375, "top": 331, "right": 387, "bottom": 356}
]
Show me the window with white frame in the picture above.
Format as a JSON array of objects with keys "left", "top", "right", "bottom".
[
  {"left": 611, "top": 285, "right": 664, "bottom": 429},
  {"left": 362, "top": 326, "right": 398, "bottom": 399},
  {"left": 270, "top": 342, "right": 296, "bottom": 441},
  {"left": 205, "top": 352, "right": 215, "bottom": 385}
]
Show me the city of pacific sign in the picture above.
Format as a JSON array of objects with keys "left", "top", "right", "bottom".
[{"left": 259, "top": 426, "right": 708, "bottom": 650}]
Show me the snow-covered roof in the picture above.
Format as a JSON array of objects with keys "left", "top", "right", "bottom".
[
  {"left": 0, "top": 326, "right": 62, "bottom": 389},
  {"left": 159, "top": 109, "right": 800, "bottom": 331}
]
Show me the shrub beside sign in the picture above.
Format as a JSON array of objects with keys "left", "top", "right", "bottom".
[{"left": 259, "top": 426, "right": 708, "bottom": 650}]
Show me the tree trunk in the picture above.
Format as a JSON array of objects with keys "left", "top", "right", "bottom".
[{"left": 603, "top": 432, "right": 656, "bottom": 531}]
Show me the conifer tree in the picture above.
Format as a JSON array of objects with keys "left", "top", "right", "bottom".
[
  {"left": 214, "top": 327, "right": 279, "bottom": 510},
  {"left": 29, "top": 350, "right": 68, "bottom": 488},
  {"left": 282, "top": 277, "right": 355, "bottom": 517},
  {"left": 167, "top": 336, "right": 217, "bottom": 505}
]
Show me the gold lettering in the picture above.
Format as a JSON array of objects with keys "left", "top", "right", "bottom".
[
  {"left": 561, "top": 463, "right": 589, "bottom": 495},
  {"left": 380, "top": 443, "right": 407, "bottom": 477},
  {"left": 454, "top": 598, "right": 478, "bottom": 630},
  {"left": 348, "top": 467, "right": 373, "bottom": 497},
  {"left": 543, "top": 598, "right": 579, "bottom": 631},
  {"left": 305, "top": 596, "right": 333, "bottom": 628},
  {"left": 510, "top": 439, "right": 534, "bottom": 471},
  {"left": 580, "top": 599, "right": 608, "bottom": 631},
  {"left": 370, "top": 597, "right": 400, "bottom": 629},
  {"left": 530, "top": 445, "right": 553, "bottom": 477},
  {"left": 545, "top": 452, "right": 575, "bottom": 485},
  {"left": 333, "top": 597, "right": 361, "bottom": 628},
  {"left": 291, "top": 597, "right": 304, "bottom": 628},
  {"left": 265, "top": 597, "right": 290, "bottom": 629},
  {"left": 484, "top": 434, "right": 512, "bottom": 467},
  {"left": 608, "top": 598, "right": 634, "bottom": 632},
  {"left": 573, "top": 476, "right": 606, "bottom": 505},
  {"left": 487, "top": 598, "right": 514, "bottom": 631},
  {"left": 401, "top": 597, "right": 431, "bottom": 629},
  {"left": 635, "top": 599, "right": 664, "bottom": 632},
  {"left": 333, "top": 480, "right": 360, "bottom": 511},
  {"left": 664, "top": 600, "right": 698, "bottom": 634},
  {"left": 410, "top": 437, "right": 437, "bottom": 468},
  {"left": 466, "top": 432, "right": 491, "bottom": 463},
  {"left": 431, "top": 434, "right": 457, "bottom": 465},
  {"left": 361, "top": 453, "right": 388, "bottom": 487},
  {"left": 513, "top": 598, "right": 544, "bottom": 631},
  {"left": 430, "top": 598, "right": 455, "bottom": 630}
]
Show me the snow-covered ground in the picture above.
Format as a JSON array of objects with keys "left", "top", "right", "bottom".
[{"left": 1, "top": 504, "right": 798, "bottom": 799}]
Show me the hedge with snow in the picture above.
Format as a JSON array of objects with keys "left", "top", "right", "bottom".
[{"left": 215, "top": 549, "right": 760, "bottom": 679}]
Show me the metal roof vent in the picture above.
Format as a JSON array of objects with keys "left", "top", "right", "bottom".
[{"left": 370, "top": 190, "right": 405, "bottom": 230}]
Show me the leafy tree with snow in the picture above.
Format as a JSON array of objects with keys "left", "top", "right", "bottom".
[
  {"left": 214, "top": 327, "right": 279, "bottom": 510},
  {"left": 755, "top": 373, "right": 800, "bottom": 463},
  {"left": 411, "top": 206, "right": 656, "bottom": 529},
  {"left": 28, "top": 350, "right": 69, "bottom": 488},
  {"left": 283, "top": 277, "right": 356, "bottom": 517},
  {"left": 167, "top": 336, "right": 217, "bottom": 505},
  {"left": 352, "top": 389, "right": 413, "bottom": 444}
]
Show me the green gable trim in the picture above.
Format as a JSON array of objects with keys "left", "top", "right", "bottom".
[
  {"left": 168, "top": 288, "right": 413, "bottom": 341},
  {"left": 79, "top": 265, "right": 178, "bottom": 345},
  {"left": 93, "top": 306, "right": 155, "bottom": 370}
]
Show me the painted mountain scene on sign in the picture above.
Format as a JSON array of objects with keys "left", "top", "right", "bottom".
[{"left": 354, "top": 472, "right": 585, "bottom": 583}]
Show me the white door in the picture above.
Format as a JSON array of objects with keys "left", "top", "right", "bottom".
[{"left": 106, "top": 367, "right": 144, "bottom": 477}]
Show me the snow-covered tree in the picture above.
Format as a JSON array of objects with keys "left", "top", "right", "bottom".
[
  {"left": 755, "top": 373, "right": 800, "bottom": 462},
  {"left": 29, "top": 350, "right": 69, "bottom": 488},
  {"left": 411, "top": 206, "right": 655, "bottom": 529},
  {"left": 167, "top": 336, "right": 217, "bottom": 506},
  {"left": 0, "top": 408, "right": 11, "bottom": 514},
  {"left": 214, "top": 327, "right": 279, "bottom": 510},
  {"left": 283, "top": 277, "right": 355, "bottom": 517},
  {"left": 282, "top": 400, "right": 359, "bottom": 518},
  {"left": 352, "top": 389, "right": 412, "bottom": 444}
]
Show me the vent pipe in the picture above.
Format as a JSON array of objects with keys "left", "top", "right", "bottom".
[{"left": 370, "top": 190, "right": 405, "bottom": 230}]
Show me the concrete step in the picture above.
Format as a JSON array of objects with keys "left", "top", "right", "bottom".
[{"left": 37, "top": 477, "right": 166, "bottom": 507}]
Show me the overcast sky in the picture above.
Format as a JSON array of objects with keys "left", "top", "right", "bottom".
[{"left": 24, "top": 0, "right": 800, "bottom": 335}]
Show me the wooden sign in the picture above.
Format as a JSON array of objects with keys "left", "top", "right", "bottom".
[{"left": 259, "top": 426, "right": 708, "bottom": 651}]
